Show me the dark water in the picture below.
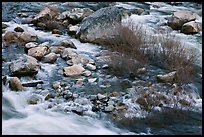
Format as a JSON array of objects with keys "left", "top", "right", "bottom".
[{"left": 2, "top": 2, "right": 202, "bottom": 135}]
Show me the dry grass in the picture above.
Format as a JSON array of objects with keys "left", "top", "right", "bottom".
[
  {"left": 100, "top": 21, "right": 198, "bottom": 83},
  {"left": 98, "top": 22, "right": 148, "bottom": 78}
]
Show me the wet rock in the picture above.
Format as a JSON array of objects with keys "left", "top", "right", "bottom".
[
  {"left": 109, "top": 91, "right": 120, "bottom": 97},
  {"left": 61, "top": 48, "right": 78, "bottom": 59},
  {"left": 42, "top": 52, "right": 57, "bottom": 63},
  {"left": 82, "top": 70, "right": 92, "bottom": 77},
  {"left": 129, "top": 8, "right": 145, "bottom": 15},
  {"left": 71, "top": 54, "right": 90, "bottom": 65},
  {"left": 52, "top": 81, "right": 62, "bottom": 89},
  {"left": 2, "top": 75, "right": 7, "bottom": 85},
  {"left": 104, "top": 105, "right": 115, "bottom": 112},
  {"left": 75, "top": 97, "right": 90, "bottom": 105},
  {"left": 71, "top": 106, "right": 84, "bottom": 115},
  {"left": 28, "top": 46, "right": 48, "bottom": 60},
  {"left": 18, "top": 32, "right": 38, "bottom": 44},
  {"left": 50, "top": 46, "right": 65, "bottom": 54},
  {"left": 97, "top": 93, "right": 106, "bottom": 100},
  {"left": 52, "top": 29, "right": 62, "bottom": 35},
  {"left": 137, "top": 67, "right": 147, "bottom": 74},
  {"left": 2, "top": 23, "right": 8, "bottom": 29},
  {"left": 55, "top": 39, "right": 76, "bottom": 49},
  {"left": 62, "top": 8, "right": 94, "bottom": 25},
  {"left": 45, "top": 93, "right": 55, "bottom": 100},
  {"left": 9, "top": 77, "right": 24, "bottom": 91},
  {"left": 156, "top": 71, "right": 177, "bottom": 83},
  {"left": 68, "top": 25, "right": 79, "bottom": 35},
  {"left": 17, "top": 13, "right": 29, "bottom": 18},
  {"left": 73, "top": 93, "right": 79, "bottom": 99},
  {"left": 32, "top": 6, "right": 58, "bottom": 24},
  {"left": 92, "top": 105, "right": 100, "bottom": 112},
  {"left": 102, "top": 64, "right": 109, "bottom": 69},
  {"left": 37, "top": 22, "right": 46, "bottom": 28},
  {"left": 88, "top": 78, "right": 97, "bottom": 83},
  {"left": 89, "top": 95, "right": 97, "bottom": 101},
  {"left": 136, "top": 97, "right": 148, "bottom": 110},
  {"left": 63, "top": 64, "right": 85, "bottom": 77},
  {"left": 3, "top": 31, "right": 18, "bottom": 44},
  {"left": 167, "top": 10, "right": 196, "bottom": 30},
  {"left": 64, "top": 91, "right": 73, "bottom": 100},
  {"left": 76, "top": 79, "right": 83, "bottom": 87},
  {"left": 25, "top": 42, "right": 38, "bottom": 50},
  {"left": 14, "top": 27, "right": 24, "bottom": 32},
  {"left": 115, "top": 102, "right": 128, "bottom": 111},
  {"left": 86, "top": 63, "right": 96, "bottom": 71},
  {"left": 181, "top": 21, "right": 199, "bottom": 34},
  {"left": 76, "top": 6, "right": 124, "bottom": 43},
  {"left": 9, "top": 54, "right": 40, "bottom": 76},
  {"left": 27, "top": 95, "right": 39, "bottom": 105}
]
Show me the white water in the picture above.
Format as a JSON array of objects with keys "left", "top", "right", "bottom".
[
  {"left": 2, "top": 2, "right": 202, "bottom": 135},
  {"left": 2, "top": 87, "right": 136, "bottom": 135}
]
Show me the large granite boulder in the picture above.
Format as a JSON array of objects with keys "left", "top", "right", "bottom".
[{"left": 76, "top": 6, "right": 124, "bottom": 43}]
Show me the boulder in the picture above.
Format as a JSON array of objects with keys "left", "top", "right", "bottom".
[
  {"left": 181, "top": 21, "right": 199, "bottom": 34},
  {"left": 32, "top": 6, "right": 58, "bottom": 24},
  {"left": 3, "top": 31, "right": 18, "bottom": 44},
  {"left": 9, "top": 54, "right": 40, "bottom": 76},
  {"left": 63, "top": 64, "right": 85, "bottom": 77},
  {"left": 76, "top": 6, "right": 124, "bottom": 43},
  {"left": 42, "top": 52, "right": 57, "bottom": 63},
  {"left": 61, "top": 48, "right": 78, "bottom": 59},
  {"left": 167, "top": 10, "right": 196, "bottom": 30},
  {"left": 18, "top": 32, "right": 38, "bottom": 43},
  {"left": 55, "top": 39, "right": 76, "bottom": 49},
  {"left": 9, "top": 77, "right": 24, "bottom": 91},
  {"left": 50, "top": 46, "right": 65, "bottom": 54},
  {"left": 28, "top": 46, "right": 48, "bottom": 60}
]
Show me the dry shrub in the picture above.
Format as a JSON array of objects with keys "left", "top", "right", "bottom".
[
  {"left": 147, "top": 33, "right": 198, "bottom": 83},
  {"left": 97, "top": 21, "right": 198, "bottom": 83},
  {"left": 99, "top": 22, "right": 149, "bottom": 78}
]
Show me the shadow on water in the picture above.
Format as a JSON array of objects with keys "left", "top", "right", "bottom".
[{"left": 107, "top": 107, "right": 202, "bottom": 135}]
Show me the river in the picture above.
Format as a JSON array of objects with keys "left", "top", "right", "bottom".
[{"left": 2, "top": 2, "right": 202, "bottom": 135}]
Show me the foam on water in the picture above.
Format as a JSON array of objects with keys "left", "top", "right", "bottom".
[{"left": 2, "top": 87, "right": 135, "bottom": 135}]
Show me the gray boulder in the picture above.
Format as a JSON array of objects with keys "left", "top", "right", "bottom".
[{"left": 76, "top": 6, "right": 124, "bottom": 43}]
